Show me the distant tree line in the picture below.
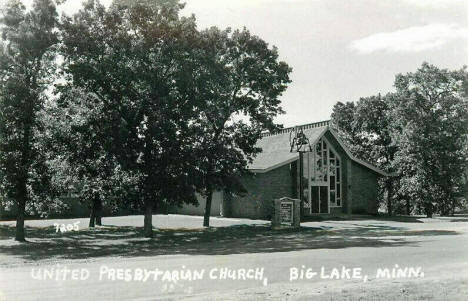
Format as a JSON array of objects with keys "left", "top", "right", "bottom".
[
  {"left": 331, "top": 63, "right": 468, "bottom": 217},
  {"left": 0, "top": 0, "right": 292, "bottom": 241}
]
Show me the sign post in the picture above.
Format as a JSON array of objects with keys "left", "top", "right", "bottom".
[
  {"left": 272, "top": 197, "right": 300, "bottom": 229},
  {"left": 289, "top": 126, "right": 312, "bottom": 223}
]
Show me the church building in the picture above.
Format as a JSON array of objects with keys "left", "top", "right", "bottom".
[{"left": 171, "top": 120, "right": 391, "bottom": 219}]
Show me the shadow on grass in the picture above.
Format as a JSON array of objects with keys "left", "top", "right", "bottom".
[
  {"left": 302, "top": 215, "right": 425, "bottom": 223},
  {"left": 0, "top": 223, "right": 459, "bottom": 264}
]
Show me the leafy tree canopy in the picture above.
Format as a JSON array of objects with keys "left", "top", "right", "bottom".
[{"left": 0, "top": 0, "right": 61, "bottom": 240}]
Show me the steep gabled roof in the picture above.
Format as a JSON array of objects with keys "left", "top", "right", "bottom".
[
  {"left": 248, "top": 121, "right": 393, "bottom": 177},
  {"left": 248, "top": 121, "right": 328, "bottom": 172}
]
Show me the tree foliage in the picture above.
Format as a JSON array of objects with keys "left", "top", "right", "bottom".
[
  {"left": 391, "top": 63, "right": 468, "bottom": 216},
  {"left": 0, "top": 0, "right": 60, "bottom": 241},
  {"left": 331, "top": 95, "right": 398, "bottom": 214},
  {"left": 332, "top": 63, "right": 468, "bottom": 217},
  {"left": 50, "top": 87, "right": 139, "bottom": 227},
  {"left": 60, "top": 0, "right": 203, "bottom": 237},
  {"left": 192, "top": 27, "right": 292, "bottom": 226},
  {"left": 0, "top": 0, "right": 291, "bottom": 238}
]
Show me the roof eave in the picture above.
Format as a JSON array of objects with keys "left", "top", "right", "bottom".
[
  {"left": 248, "top": 126, "right": 394, "bottom": 178},
  {"left": 249, "top": 156, "right": 299, "bottom": 173}
]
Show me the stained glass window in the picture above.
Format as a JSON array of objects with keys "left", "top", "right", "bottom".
[{"left": 305, "top": 138, "right": 342, "bottom": 214}]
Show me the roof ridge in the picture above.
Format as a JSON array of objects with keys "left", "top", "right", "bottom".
[{"left": 262, "top": 120, "right": 330, "bottom": 137}]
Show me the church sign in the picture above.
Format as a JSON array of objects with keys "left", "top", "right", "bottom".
[
  {"left": 272, "top": 197, "right": 300, "bottom": 229},
  {"left": 280, "top": 201, "right": 294, "bottom": 225}
]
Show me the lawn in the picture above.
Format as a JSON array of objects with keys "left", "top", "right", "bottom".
[
  {"left": 0, "top": 214, "right": 467, "bottom": 300},
  {"left": 187, "top": 278, "right": 468, "bottom": 301},
  {"left": 0, "top": 214, "right": 459, "bottom": 266}
]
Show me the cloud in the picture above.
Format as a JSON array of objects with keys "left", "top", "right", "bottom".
[
  {"left": 400, "top": 0, "right": 467, "bottom": 9},
  {"left": 186, "top": 0, "right": 308, "bottom": 9},
  {"left": 349, "top": 23, "right": 468, "bottom": 54}
]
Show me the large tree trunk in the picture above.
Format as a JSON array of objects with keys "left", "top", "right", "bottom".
[
  {"left": 16, "top": 122, "right": 31, "bottom": 242},
  {"left": 386, "top": 179, "right": 393, "bottom": 216},
  {"left": 144, "top": 200, "right": 154, "bottom": 238},
  {"left": 425, "top": 202, "right": 433, "bottom": 218},
  {"left": 406, "top": 198, "right": 411, "bottom": 216},
  {"left": 15, "top": 196, "right": 26, "bottom": 242},
  {"left": 89, "top": 205, "right": 96, "bottom": 228},
  {"left": 451, "top": 198, "right": 456, "bottom": 216},
  {"left": 89, "top": 194, "right": 97, "bottom": 227},
  {"left": 89, "top": 194, "right": 103, "bottom": 227},
  {"left": 95, "top": 195, "right": 102, "bottom": 226},
  {"left": 203, "top": 189, "right": 213, "bottom": 227}
]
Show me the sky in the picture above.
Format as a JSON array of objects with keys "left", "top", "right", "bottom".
[{"left": 23, "top": 0, "right": 468, "bottom": 127}]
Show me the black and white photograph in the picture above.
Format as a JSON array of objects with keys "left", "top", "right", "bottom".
[{"left": 0, "top": 0, "right": 467, "bottom": 300}]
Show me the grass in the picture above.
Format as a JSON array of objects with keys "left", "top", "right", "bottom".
[
  {"left": 184, "top": 278, "right": 468, "bottom": 301},
  {"left": 298, "top": 278, "right": 468, "bottom": 301},
  {"left": 0, "top": 222, "right": 459, "bottom": 266},
  {"left": 302, "top": 214, "right": 425, "bottom": 223}
]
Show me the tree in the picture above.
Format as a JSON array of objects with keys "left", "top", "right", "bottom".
[
  {"left": 330, "top": 101, "right": 357, "bottom": 148},
  {"left": 391, "top": 63, "right": 468, "bottom": 217},
  {"left": 60, "top": 0, "right": 200, "bottom": 237},
  {"left": 191, "top": 27, "right": 292, "bottom": 227},
  {"left": 331, "top": 95, "right": 398, "bottom": 215},
  {"left": 50, "top": 87, "right": 137, "bottom": 227},
  {"left": 353, "top": 95, "right": 398, "bottom": 215},
  {"left": 0, "top": 0, "right": 60, "bottom": 241}
]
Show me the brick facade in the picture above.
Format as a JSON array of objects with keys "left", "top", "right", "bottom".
[
  {"left": 323, "top": 131, "right": 379, "bottom": 215},
  {"left": 171, "top": 126, "right": 383, "bottom": 219},
  {"left": 350, "top": 162, "right": 379, "bottom": 214},
  {"left": 226, "top": 163, "right": 296, "bottom": 219},
  {"left": 169, "top": 191, "right": 224, "bottom": 216}
]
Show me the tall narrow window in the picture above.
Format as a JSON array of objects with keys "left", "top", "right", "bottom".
[
  {"left": 303, "top": 153, "right": 310, "bottom": 209},
  {"left": 335, "top": 157, "right": 341, "bottom": 207},
  {"left": 306, "top": 138, "right": 342, "bottom": 214}
]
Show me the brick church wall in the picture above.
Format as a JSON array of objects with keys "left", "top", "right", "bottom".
[
  {"left": 350, "top": 162, "right": 379, "bottom": 214},
  {"left": 228, "top": 163, "right": 296, "bottom": 219}
]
